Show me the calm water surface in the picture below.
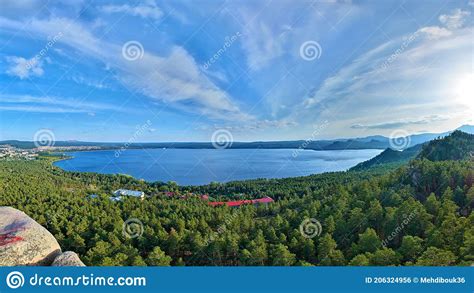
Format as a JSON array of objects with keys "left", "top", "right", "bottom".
[{"left": 54, "top": 148, "right": 383, "bottom": 185}]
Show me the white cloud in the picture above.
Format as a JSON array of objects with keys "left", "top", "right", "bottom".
[
  {"left": 0, "top": 94, "right": 129, "bottom": 113},
  {"left": 0, "top": 0, "right": 47, "bottom": 17},
  {"left": 120, "top": 46, "right": 253, "bottom": 121},
  {"left": 100, "top": 1, "right": 163, "bottom": 21},
  {"left": 0, "top": 105, "right": 85, "bottom": 113},
  {"left": 439, "top": 9, "right": 471, "bottom": 30},
  {"left": 234, "top": 4, "right": 296, "bottom": 71},
  {"left": 0, "top": 16, "right": 251, "bottom": 121},
  {"left": 294, "top": 8, "right": 473, "bottom": 135},
  {"left": 232, "top": 1, "right": 357, "bottom": 71},
  {"left": 241, "top": 19, "right": 289, "bottom": 71},
  {"left": 351, "top": 115, "right": 450, "bottom": 129},
  {"left": 6, "top": 56, "right": 44, "bottom": 79},
  {"left": 298, "top": 6, "right": 471, "bottom": 113},
  {"left": 70, "top": 75, "right": 110, "bottom": 90},
  {"left": 417, "top": 26, "right": 452, "bottom": 40}
]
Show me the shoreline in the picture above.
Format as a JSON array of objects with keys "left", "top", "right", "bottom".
[
  {"left": 50, "top": 148, "right": 383, "bottom": 186},
  {"left": 56, "top": 147, "right": 384, "bottom": 153}
]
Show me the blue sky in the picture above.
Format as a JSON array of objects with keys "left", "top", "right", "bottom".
[{"left": 0, "top": 0, "right": 473, "bottom": 142}]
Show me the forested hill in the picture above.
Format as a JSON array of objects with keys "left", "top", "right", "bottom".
[
  {"left": 351, "top": 144, "right": 423, "bottom": 171},
  {"left": 351, "top": 131, "right": 473, "bottom": 171},
  {"left": 417, "top": 130, "right": 474, "bottom": 161},
  {"left": 0, "top": 131, "right": 473, "bottom": 267}
]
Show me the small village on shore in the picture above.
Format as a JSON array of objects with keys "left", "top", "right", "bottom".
[{"left": 0, "top": 145, "right": 38, "bottom": 160}]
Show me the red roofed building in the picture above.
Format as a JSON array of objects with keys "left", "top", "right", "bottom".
[
  {"left": 208, "top": 196, "right": 274, "bottom": 207},
  {"left": 254, "top": 197, "right": 274, "bottom": 204},
  {"left": 208, "top": 201, "right": 223, "bottom": 207}
]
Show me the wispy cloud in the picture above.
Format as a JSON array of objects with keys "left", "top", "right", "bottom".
[
  {"left": 6, "top": 56, "right": 45, "bottom": 79},
  {"left": 233, "top": 1, "right": 357, "bottom": 71},
  {"left": 100, "top": 1, "right": 163, "bottom": 21},
  {"left": 351, "top": 115, "right": 450, "bottom": 130},
  {"left": 119, "top": 45, "right": 254, "bottom": 121},
  {"left": 439, "top": 8, "right": 471, "bottom": 30},
  {"left": 0, "top": 94, "right": 129, "bottom": 113},
  {"left": 0, "top": 1, "right": 471, "bottom": 141},
  {"left": 295, "top": 6, "right": 473, "bottom": 134},
  {"left": 417, "top": 26, "right": 452, "bottom": 40},
  {"left": 240, "top": 18, "right": 289, "bottom": 71},
  {"left": 417, "top": 9, "right": 471, "bottom": 40},
  {"left": 0, "top": 15, "right": 252, "bottom": 121},
  {"left": 70, "top": 75, "right": 111, "bottom": 90},
  {"left": 0, "top": 105, "right": 86, "bottom": 113}
]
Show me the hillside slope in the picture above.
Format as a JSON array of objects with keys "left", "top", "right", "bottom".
[
  {"left": 418, "top": 130, "right": 474, "bottom": 161},
  {"left": 351, "top": 143, "right": 423, "bottom": 171},
  {"left": 351, "top": 130, "right": 474, "bottom": 171}
]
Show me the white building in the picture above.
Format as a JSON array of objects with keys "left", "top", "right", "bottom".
[{"left": 113, "top": 189, "right": 145, "bottom": 200}]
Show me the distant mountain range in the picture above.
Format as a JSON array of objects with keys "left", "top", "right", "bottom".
[{"left": 2, "top": 125, "right": 473, "bottom": 151}]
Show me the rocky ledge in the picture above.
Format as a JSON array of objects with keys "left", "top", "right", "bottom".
[{"left": 0, "top": 207, "right": 85, "bottom": 266}]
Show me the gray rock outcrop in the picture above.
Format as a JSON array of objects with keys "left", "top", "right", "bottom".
[
  {"left": 0, "top": 207, "right": 84, "bottom": 266},
  {"left": 52, "top": 251, "right": 85, "bottom": 266}
]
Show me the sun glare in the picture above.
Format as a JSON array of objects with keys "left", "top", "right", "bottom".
[{"left": 454, "top": 73, "right": 474, "bottom": 109}]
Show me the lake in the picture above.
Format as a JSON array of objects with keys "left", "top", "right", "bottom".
[{"left": 54, "top": 148, "right": 383, "bottom": 185}]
